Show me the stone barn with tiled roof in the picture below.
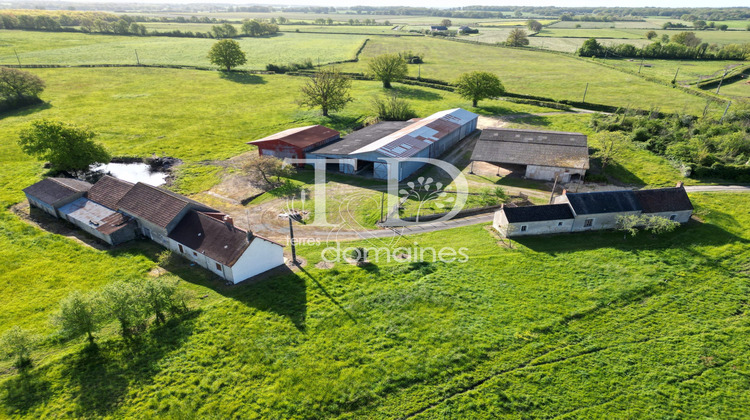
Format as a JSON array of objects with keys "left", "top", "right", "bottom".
[{"left": 471, "top": 128, "right": 589, "bottom": 183}]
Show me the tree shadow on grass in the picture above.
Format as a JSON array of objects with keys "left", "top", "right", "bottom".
[
  {"left": 60, "top": 311, "right": 199, "bottom": 417},
  {"left": 0, "top": 102, "right": 52, "bottom": 120},
  {"left": 218, "top": 71, "right": 267, "bottom": 84},
  {"left": 514, "top": 218, "right": 748, "bottom": 256},
  {"left": 226, "top": 265, "right": 308, "bottom": 332},
  {"left": 391, "top": 85, "right": 443, "bottom": 101},
  {"left": 0, "top": 369, "right": 52, "bottom": 415}
]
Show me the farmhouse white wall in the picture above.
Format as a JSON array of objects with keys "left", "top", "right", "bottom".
[
  {"left": 229, "top": 238, "right": 285, "bottom": 284},
  {"left": 493, "top": 211, "right": 574, "bottom": 237},
  {"left": 525, "top": 165, "right": 586, "bottom": 182},
  {"left": 644, "top": 210, "right": 692, "bottom": 224}
]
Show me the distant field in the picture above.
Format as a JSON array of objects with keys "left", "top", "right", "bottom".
[
  {"left": 333, "top": 36, "right": 716, "bottom": 115},
  {"left": 703, "top": 75, "right": 750, "bottom": 99},
  {"left": 277, "top": 25, "right": 405, "bottom": 34},
  {"left": 537, "top": 28, "right": 645, "bottom": 39},
  {"left": 0, "top": 30, "right": 367, "bottom": 68},
  {"left": 619, "top": 29, "right": 750, "bottom": 45},
  {"left": 549, "top": 20, "right": 660, "bottom": 29},
  {"left": 600, "top": 58, "right": 747, "bottom": 85},
  {"left": 466, "top": 28, "right": 650, "bottom": 52}
]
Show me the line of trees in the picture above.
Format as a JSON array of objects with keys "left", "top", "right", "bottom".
[
  {"left": 0, "top": 275, "right": 188, "bottom": 371},
  {"left": 578, "top": 36, "right": 750, "bottom": 60}
]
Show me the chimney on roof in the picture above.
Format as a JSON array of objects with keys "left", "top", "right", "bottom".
[
  {"left": 223, "top": 215, "right": 233, "bottom": 227},
  {"left": 562, "top": 189, "right": 568, "bottom": 195},
  {"left": 246, "top": 230, "right": 254, "bottom": 242},
  {"left": 675, "top": 181, "right": 684, "bottom": 188}
]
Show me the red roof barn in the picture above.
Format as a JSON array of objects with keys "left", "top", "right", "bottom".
[{"left": 248, "top": 125, "right": 340, "bottom": 165}]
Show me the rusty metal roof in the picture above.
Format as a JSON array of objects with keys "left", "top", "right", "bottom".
[{"left": 248, "top": 125, "right": 340, "bottom": 150}]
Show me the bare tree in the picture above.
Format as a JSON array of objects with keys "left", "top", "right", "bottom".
[
  {"left": 242, "top": 154, "right": 295, "bottom": 188},
  {"left": 593, "top": 131, "right": 627, "bottom": 172}
]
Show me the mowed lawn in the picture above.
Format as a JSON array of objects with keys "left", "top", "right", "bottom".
[
  {"left": 0, "top": 30, "right": 367, "bottom": 69},
  {"left": 333, "top": 36, "right": 715, "bottom": 115}
]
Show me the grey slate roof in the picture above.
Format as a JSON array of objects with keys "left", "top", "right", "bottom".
[
  {"left": 503, "top": 204, "right": 575, "bottom": 223},
  {"left": 310, "top": 121, "right": 412, "bottom": 155},
  {"left": 634, "top": 187, "right": 693, "bottom": 213},
  {"left": 471, "top": 128, "right": 589, "bottom": 169},
  {"left": 23, "top": 178, "right": 92, "bottom": 206},
  {"left": 565, "top": 190, "right": 642, "bottom": 215}
]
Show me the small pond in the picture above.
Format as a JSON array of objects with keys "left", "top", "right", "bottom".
[{"left": 90, "top": 162, "right": 168, "bottom": 186}]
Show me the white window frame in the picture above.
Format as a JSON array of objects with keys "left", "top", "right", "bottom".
[{"left": 583, "top": 218, "right": 594, "bottom": 228}]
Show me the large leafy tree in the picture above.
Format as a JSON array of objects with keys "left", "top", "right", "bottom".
[
  {"left": 0, "top": 67, "right": 45, "bottom": 104},
  {"left": 526, "top": 19, "right": 542, "bottom": 32},
  {"left": 578, "top": 38, "right": 604, "bottom": 57},
  {"left": 18, "top": 119, "right": 111, "bottom": 174},
  {"left": 368, "top": 53, "right": 408, "bottom": 89},
  {"left": 208, "top": 39, "right": 247, "bottom": 71},
  {"left": 454, "top": 71, "right": 505, "bottom": 107},
  {"left": 506, "top": 28, "right": 530, "bottom": 47},
  {"left": 299, "top": 69, "right": 353, "bottom": 117}
]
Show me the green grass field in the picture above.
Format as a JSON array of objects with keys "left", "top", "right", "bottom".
[
  {"left": 0, "top": 30, "right": 367, "bottom": 69},
  {"left": 708, "top": 76, "right": 750, "bottom": 99},
  {"left": 598, "top": 58, "right": 747, "bottom": 85},
  {"left": 467, "top": 28, "right": 650, "bottom": 52},
  {"left": 333, "top": 36, "right": 718, "bottom": 115},
  {"left": 619, "top": 28, "right": 750, "bottom": 45},
  {"left": 2, "top": 188, "right": 748, "bottom": 417}
]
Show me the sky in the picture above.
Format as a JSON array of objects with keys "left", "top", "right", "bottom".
[{"left": 35, "top": 0, "right": 750, "bottom": 7}]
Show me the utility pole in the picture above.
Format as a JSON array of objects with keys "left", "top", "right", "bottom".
[
  {"left": 134, "top": 49, "right": 140, "bottom": 66},
  {"left": 672, "top": 67, "right": 680, "bottom": 84},
  {"left": 379, "top": 191, "right": 385, "bottom": 223},
  {"left": 720, "top": 101, "right": 731, "bottom": 123},
  {"left": 549, "top": 175, "right": 559, "bottom": 204},
  {"left": 288, "top": 215, "right": 297, "bottom": 264},
  {"left": 638, "top": 56, "right": 644, "bottom": 74},
  {"left": 13, "top": 49, "right": 21, "bottom": 65},
  {"left": 716, "top": 69, "right": 729, "bottom": 95},
  {"left": 582, "top": 83, "right": 589, "bottom": 103}
]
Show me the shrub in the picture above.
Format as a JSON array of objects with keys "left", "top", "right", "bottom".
[
  {"left": 0, "top": 326, "right": 35, "bottom": 370},
  {"left": 371, "top": 93, "right": 417, "bottom": 121}
]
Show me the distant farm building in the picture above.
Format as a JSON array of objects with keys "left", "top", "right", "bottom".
[
  {"left": 309, "top": 108, "right": 478, "bottom": 181},
  {"left": 23, "top": 175, "right": 284, "bottom": 283},
  {"left": 248, "top": 125, "right": 340, "bottom": 166},
  {"left": 471, "top": 129, "right": 589, "bottom": 182},
  {"left": 430, "top": 25, "right": 449, "bottom": 32},
  {"left": 494, "top": 184, "right": 693, "bottom": 237}
]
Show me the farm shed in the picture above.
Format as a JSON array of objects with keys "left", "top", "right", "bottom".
[
  {"left": 430, "top": 25, "right": 448, "bottom": 32},
  {"left": 555, "top": 190, "right": 642, "bottom": 232},
  {"left": 633, "top": 183, "right": 693, "bottom": 223},
  {"left": 309, "top": 109, "right": 478, "bottom": 181},
  {"left": 494, "top": 204, "right": 575, "bottom": 237},
  {"left": 248, "top": 125, "right": 340, "bottom": 166},
  {"left": 116, "top": 182, "right": 216, "bottom": 247},
  {"left": 23, "top": 177, "right": 92, "bottom": 217},
  {"left": 471, "top": 129, "right": 589, "bottom": 182},
  {"left": 167, "top": 210, "right": 284, "bottom": 283},
  {"left": 58, "top": 197, "right": 137, "bottom": 245}
]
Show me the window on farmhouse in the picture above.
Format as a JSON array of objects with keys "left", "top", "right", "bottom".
[
  {"left": 584, "top": 218, "right": 593, "bottom": 227},
  {"left": 558, "top": 222, "right": 563, "bottom": 226},
  {"left": 520, "top": 225, "right": 527, "bottom": 232},
  {"left": 669, "top": 214, "right": 676, "bottom": 221},
  {"left": 216, "top": 263, "right": 221, "bottom": 271}
]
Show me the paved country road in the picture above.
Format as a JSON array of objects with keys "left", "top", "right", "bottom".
[{"left": 684, "top": 185, "right": 750, "bottom": 193}]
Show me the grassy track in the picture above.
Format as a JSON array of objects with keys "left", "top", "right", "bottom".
[
  {"left": 333, "top": 36, "right": 717, "bottom": 115},
  {"left": 0, "top": 30, "right": 367, "bottom": 69}
]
